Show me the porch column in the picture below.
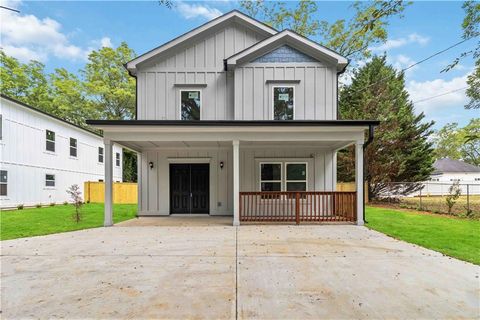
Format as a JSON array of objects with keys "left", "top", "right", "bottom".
[
  {"left": 355, "top": 141, "right": 364, "bottom": 226},
  {"left": 104, "top": 139, "right": 113, "bottom": 227},
  {"left": 233, "top": 140, "right": 240, "bottom": 226}
]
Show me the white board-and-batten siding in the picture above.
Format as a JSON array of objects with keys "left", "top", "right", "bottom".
[
  {"left": 137, "top": 146, "right": 336, "bottom": 216},
  {"left": 136, "top": 23, "right": 267, "bottom": 120},
  {"left": 0, "top": 97, "right": 123, "bottom": 208}
]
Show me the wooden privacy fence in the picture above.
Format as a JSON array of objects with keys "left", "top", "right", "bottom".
[
  {"left": 84, "top": 182, "right": 137, "bottom": 204},
  {"left": 337, "top": 182, "right": 368, "bottom": 203},
  {"left": 239, "top": 191, "right": 357, "bottom": 224}
]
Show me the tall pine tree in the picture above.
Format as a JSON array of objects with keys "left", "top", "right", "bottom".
[{"left": 338, "top": 56, "right": 435, "bottom": 198}]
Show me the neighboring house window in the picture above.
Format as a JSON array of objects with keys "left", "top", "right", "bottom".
[
  {"left": 285, "top": 163, "right": 307, "bottom": 191},
  {"left": 475, "top": 178, "right": 480, "bottom": 181},
  {"left": 180, "top": 90, "right": 201, "bottom": 120},
  {"left": 450, "top": 178, "right": 461, "bottom": 182},
  {"left": 98, "top": 147, "right": 104, "bottom": 163},
  {"left": 45, "top": 174, "right": 55, "bottom": 187},
  {"left": 273, "top": 86, "right": 294, "bottom": 120},
  {"left": 46, "top": 130, "right": 55, "bottom": 152},
  {"left": 115, "top": 152, "right": 120, "bottom": 167},
  {"left": 260, "top": 163, "right": 282, "bottom": 191},
  {"left": 70, "top": 138, "right": 77, "bottom": 157},
  {"left": 430, "top": 178, "right": 439, "bottom": 182},
  {"left": 0, "top": 170, "right": 7, "bottom": 196}
]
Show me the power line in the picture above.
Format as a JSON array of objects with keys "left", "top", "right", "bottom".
[
  {"left": 346, "top": 37, "right": 473, "bottom": 94},
  {"left": 0, "top": 6, "right": 20, "bottom": 13},
  {"left": 412, "top": 86, "right": 467, "bottom": 104}
]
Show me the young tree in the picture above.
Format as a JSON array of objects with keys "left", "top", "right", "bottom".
[
  {"left": 83, "top": 42, "right": 137, "bottom": 120},
  {"left": 239, "top": 0, "right": 409, "bottom": 62},
  {"left": 338, "top": 56, "right": 435, "bottom": 198},
  {"left": 67, "top": 184, "right": 84, "bottom": 223},
  {"left": 433, "top": 119, "right": 480, "bottom": 166}
]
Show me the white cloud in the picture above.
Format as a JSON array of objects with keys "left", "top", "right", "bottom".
[
  {"left": 99, "top": 37, "right": 113, "bottom": 48},
  {"left": 388, "top": 54, "right": 418, "bottom": 73},
  {"left": 0, "top": 7, "right": 112, "bottom": 62},
  {"left": 371, "top": 33, "right": 430, "bottom": 52},
  {"left": 176, "top": 2, "right": 222, "bottom": 20},
  {"left": 407, "top": 73, "right": 469, "bottom": 114}
]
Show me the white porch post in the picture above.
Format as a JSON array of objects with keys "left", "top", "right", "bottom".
[
  {"left": 233, "top": 140, "right": 240, "bottom": 226},
  {"left": 355, "top": 141, "right": 364, "bottom": 226},
  {"left": 104, "top": 139, "right": 113, "bottom": 227},
  {"left": 136, "top": 152, "right": 142, "bottom": 217}
]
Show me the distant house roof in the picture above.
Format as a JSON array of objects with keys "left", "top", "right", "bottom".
[{"left": 433, "top": 158, "right": 480, "bottom": 174}]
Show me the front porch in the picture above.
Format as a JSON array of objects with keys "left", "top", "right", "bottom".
[{"left": 86, "top": 120, "right": 377, "bottom": 226}]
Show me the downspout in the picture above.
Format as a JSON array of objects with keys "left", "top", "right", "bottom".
[
  {"left": 363, "top": 125, "right": 375, "bottom": 223},
  {"left": 336, "top": 60, "right": 350, "bottom": 120}
]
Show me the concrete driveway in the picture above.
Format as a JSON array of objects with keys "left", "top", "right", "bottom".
[{"left": 1, "top": 220, "right": 479, "bottom": 319}]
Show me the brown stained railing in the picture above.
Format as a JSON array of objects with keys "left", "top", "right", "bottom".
[{"left": 239, "top": 191, "right": 357, "bottom": 224}]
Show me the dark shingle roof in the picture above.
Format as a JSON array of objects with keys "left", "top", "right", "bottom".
[{"left": 433, "top": 158, "right": 480, "bottom": 174}]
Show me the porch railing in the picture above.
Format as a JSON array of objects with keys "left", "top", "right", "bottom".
[{"left": 239, "top": 191, "right": 357, "bottom": 224}]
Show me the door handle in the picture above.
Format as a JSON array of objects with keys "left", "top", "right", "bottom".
[{"left": 190, "top": 192, "right": 193, "bottom": 197}]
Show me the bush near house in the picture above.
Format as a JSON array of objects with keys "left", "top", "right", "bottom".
[{"left": 0, "top": 203, "right": 136, "bottom": 240}]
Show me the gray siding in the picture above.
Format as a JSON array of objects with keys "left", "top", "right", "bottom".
[
  {"left": 234, "top": 63, "right": 337, "bottom": 120},
  {"left": 136, "top": 23, "right": 266, "bottom": 120}
]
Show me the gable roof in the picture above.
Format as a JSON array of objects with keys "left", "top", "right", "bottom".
[
  {"left": 125, "top": 10, "right": 277, "bottom": 74},
  {"left": 1, "top": 94, "right": 102, "bottom": 137},
  {"left": 433, "top": 158, "right": 480, "bottom": 174},
  {"left": 225, "top": 29, "right": 349, "bottom": 72}
]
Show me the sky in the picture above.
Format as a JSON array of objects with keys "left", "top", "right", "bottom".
[{"left": 1, "top": 0, "right": 478, "bottom": 130}]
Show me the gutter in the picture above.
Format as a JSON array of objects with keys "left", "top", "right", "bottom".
[
  {"left": 362, "top": 124, "right": 375, "bottom": 223},
  {"left": 124, "top": 63, "right": 138, "bottom": 120}
]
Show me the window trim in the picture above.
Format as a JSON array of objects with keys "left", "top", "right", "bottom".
[
  {"left": 179, "top": 89, "right": 202, "bottom": 121},
  {"left": 115, "top": 152, "right": 121, "bottom": 167},
  {"left": 272, "top": 85, "right": 295, "bottom": 121},
  {"left": 285, "top": 161, "right": 308, "bottom": 191},
  {"left": 0, "top": 170, "right": 7, "bottom": 196},
  {"left": 46, "top": 130, "right": 55, "bottom": 152},
  {"left": 98, "top": 147, "right": 104, "bottom": 163},
  {"left": 259, "top": 162, "right": 283, "bottom": 192},
  {"left": 45, "top": 173, "right": 56, "bottom": 188},
  {"left": 69, "top": 137, "right": 77, "bottom": 158}
]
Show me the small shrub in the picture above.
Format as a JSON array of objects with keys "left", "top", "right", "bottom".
[
  {"left": 35, "top": 204, "right": 42, "bottom": 208},
  {"left": 445, "top": 182, "right": 461, "bottom": 215},
  {"left": 63, "top": 201, "right": 69, "bottom": 205},
  {"left": 67, "top": 184, "right": 84, "bottom": 223},
  {"left": 17, "top": 204, "right": 24, "bottom": 210},
  {"left": 49, "top": 202, "right": 56, "bottom": 207}
]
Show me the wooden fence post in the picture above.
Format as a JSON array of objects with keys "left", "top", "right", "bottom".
[{"left": 295, "top": 192, "right": 300, "bottom": 225}]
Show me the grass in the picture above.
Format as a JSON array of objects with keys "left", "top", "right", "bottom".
[
  {"left": 399, "top": 195, "right": 480, "bottom": 216},
  {"left": 1, "top": 203, "right": 137, "bottom": 240},
  {"left": 366, "top": 206, "right": 480, "bottom": 265}
]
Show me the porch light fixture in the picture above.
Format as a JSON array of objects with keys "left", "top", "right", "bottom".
[
  {"left": 149, "top": 161, "right": 154, "bottom": 169},
  {"left": 219, "top": 161, "right": 224, "bottom": 169}
]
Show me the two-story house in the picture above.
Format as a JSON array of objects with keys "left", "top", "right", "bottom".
[{"left": 87, "top": 10, "right": 379, "bottom": 226}]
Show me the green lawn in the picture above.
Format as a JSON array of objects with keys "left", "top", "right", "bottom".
[
  {"left": 366, "top": 206, "right": 480, "bottom": 265},
  {"left": 1, "top": 203, "right": 137, "bottom": 240}
]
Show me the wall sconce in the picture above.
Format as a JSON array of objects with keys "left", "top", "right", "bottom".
[
  {"left": 219, "top": 161, "right": 224, "bottom": 169},
  {"left": 149, "top": 161, "right": 154, "bottom": 169}
]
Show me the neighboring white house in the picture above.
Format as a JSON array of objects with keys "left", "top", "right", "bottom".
[
  {"left": 430, "top": 158, "right": 480, "bottom": 182},
  {"left": 0, "top": 95, "right": 123, "bottom": 208},
  {"left": 87, "top": 10, "right": 379, "bottom": 226}
]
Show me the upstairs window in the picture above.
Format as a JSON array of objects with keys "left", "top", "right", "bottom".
[
  {"left": 115, "top": 152, "right": 120, "bottom": 167},
  {"left": 46, "top": 130, "right": 55, "bottom": 152},
  {"left": 273, "top": 86, "right": 294, "bottom": 120},
  {"left": 98, "top": 147, "right": 104, "bottom": 163},
  {"left": 45, "top": 174, "right": 55, "bottom": 187},
  {"left": 0, "top": 170, "right": 7, "bottom": 196},
  {"left": 181, "top": 90, "right": 201, "bottom": 120},
  {"left": 70, "top": 138, "right": 77, "bottom": 157}
]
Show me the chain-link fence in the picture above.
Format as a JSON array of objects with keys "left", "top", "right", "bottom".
[{"left": 372, "top": 181, "right": 480, "bottom": 217}]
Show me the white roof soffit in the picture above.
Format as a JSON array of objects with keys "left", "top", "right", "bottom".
[
  {"left": 125, "top": 10, "right": 277, "bottom": 74},
  {"left": 226, "top": 30, "right": 348, "bottom": 71}
]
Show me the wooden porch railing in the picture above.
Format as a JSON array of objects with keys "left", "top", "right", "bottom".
[{"left": 239, "top": 191, "right": 357, "bottom": 224}]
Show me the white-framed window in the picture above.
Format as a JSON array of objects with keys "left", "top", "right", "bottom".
[
  {"left": 272, "top": 86, "right": 294, "bottom": 120},
  {"left": 430, "top": 178, "right": 440, "bottom": 182},
  {"left": 180, "top": 89, "right": 201, "bottom": 120},
  {"left": 45, "top": 174, "right": 55, "bottom": 187},
  {"left": 98, "top": 147, "right": 104, "bottom": 163},
  {"left": 259, "top": 162, "right": 308, "bottom": 191},
  {"left": 70, "top": 138, "right": 77, "bottom": 157},
  {"left": 0, "top": 170, "right": 7, "bottom": 196},
  {"left": 475, "top": 178, "right": 480, "bottom": 181},
  {"left": 285, "top": 162, "right": 307, "bottom": 191},
  {"left": 260, "top": 162, "right": 282, "bottom": 191},
  {"left": 450, "top": 178, "right": 461, "bottom": 182},
  {"left": 115, "top": 152, "right": 120, "bottom": 167},
  {"left": 46, "top": 130, "right": 55, "bottom": 152}
]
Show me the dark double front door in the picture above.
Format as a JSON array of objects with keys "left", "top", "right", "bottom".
[{"left": 170, "top": 164, "right": 209, "bottom": 214}]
